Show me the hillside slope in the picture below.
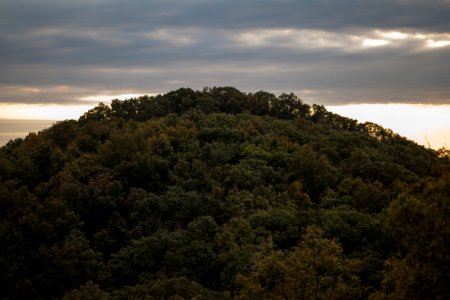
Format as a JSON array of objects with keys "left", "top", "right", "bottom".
[{"left": 0, "top": 87, "right": 448, "bottom": 299}]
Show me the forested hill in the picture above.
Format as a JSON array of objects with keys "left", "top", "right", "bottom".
[{"left": 1, "top": 87, "right": 449, "bottom": 299}]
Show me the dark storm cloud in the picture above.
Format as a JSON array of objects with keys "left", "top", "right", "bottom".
[
  {"left": 3, "top": 0, "right": 450, "bottom": 32},
  {"left": 1, "top": 0, "right": 450, "bottom": 105}
]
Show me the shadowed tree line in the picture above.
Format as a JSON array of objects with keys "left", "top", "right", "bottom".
[{"left": 0, "top": 87, "right": 448, "bottom": 299}]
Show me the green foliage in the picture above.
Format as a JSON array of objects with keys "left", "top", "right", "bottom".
[
  {"left": 322, "top": 177, "right": 390, "bottom": 213},
  {"left": 373, "top": 173, "right": 450, "bottom": 299},
  {"left": 236, "top": 227, "right": 362, "bottom": 300},
  {"left": 112, "top": 276, "right": 226, "bottom": 300},
  {"left": 0, "top": 87, "right": 446, "bottom": 299},
  {"left": 63, "top": 282, "right": 111, "bottom": 300}
]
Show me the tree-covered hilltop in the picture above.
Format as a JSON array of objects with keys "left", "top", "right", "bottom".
[{"left": 0, "top": 87, "right": 448, "bottom": 299}]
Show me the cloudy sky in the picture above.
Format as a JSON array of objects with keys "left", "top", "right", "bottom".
[{"left": 1, "top": 0, "right": 450, "bottom": 147}]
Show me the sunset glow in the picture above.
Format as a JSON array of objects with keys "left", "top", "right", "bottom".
[
  {"left": 1, "top": 1, "right": 450, "bottom": 296},
  {"left": 0, "top": 102, "right": 448, "bottom": 150},
  {"left": 1, "top": 0, "right": 450, "bottom": 148},
  {"left": 0, "top": 103, "right": 95, "bottom": 120},
  {"left": 328, "top": 104, "right": 450, "bottom": 149}
]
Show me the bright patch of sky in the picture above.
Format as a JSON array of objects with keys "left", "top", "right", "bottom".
[
  {"left": 0, "top": 103, "right": 95, "bottom": 120},
  {"left": 233, "top": 28, "right": 450, "bottom": 50},
  {"left": 328, "top": 104, "right": 450, "bottom": 149},
  {"left": 1, "top": 0, "right": 450, "bottom": 148},
  {"left": 0, "top": 101, "right": 448, "bottom": 150}
]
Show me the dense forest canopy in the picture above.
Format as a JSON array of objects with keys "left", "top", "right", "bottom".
[{"left": 1, "top": 87, "right": 449, "bottom": 299}]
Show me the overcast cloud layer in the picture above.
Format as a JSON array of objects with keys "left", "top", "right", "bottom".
[{"left": 1, "top": 0, "right": 450, "bottom": 105}]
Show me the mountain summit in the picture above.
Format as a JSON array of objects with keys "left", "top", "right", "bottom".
[{"left": 1, "top": 87, "right": 448, "bottom": 299}]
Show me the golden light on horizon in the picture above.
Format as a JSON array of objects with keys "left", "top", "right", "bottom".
[
  {"left": 0, "top": 103, "right": 96, "bottom": 120},
  {"left": 0, "top": 93, "right": 151, "bottom": 121},
  {"left": 327, "top": 104, "right": 450, "bottom": 149},
  {"left": 0, "top": 102, "right": 449, "bottom": 150}
]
